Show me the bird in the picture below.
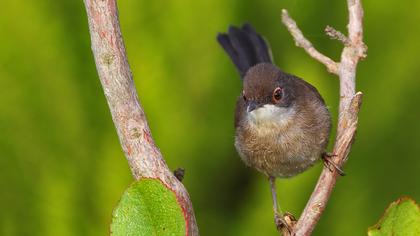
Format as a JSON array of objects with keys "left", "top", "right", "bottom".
[{"left": 217, "top": 23, "right": 341, "bottom": 232}]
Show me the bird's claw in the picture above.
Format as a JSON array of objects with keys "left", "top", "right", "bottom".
[
  {"left": 274, "top": 212, "right": 296, "bottom": 235},
  {"left": 322, "top": 153, "right": 346, "bottom": 176}
]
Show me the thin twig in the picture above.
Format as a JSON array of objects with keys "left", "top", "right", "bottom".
[
  {"left": 281, "top": 0, "right": 367, "bottom": 235},
  {"left": 281, "top": 10, "right": 339, "bottom": 75},
  {"left": 83, "top": 0, "right": 199, "bottom": 235},
  {"left": 325, "top": 26, "right": 350, "bottom": 46}
]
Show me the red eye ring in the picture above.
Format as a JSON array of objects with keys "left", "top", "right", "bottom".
[{"left": 272, "top": 87, "right": 282, "bottom": 103}]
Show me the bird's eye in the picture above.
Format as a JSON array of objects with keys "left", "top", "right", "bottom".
[
  {"left": 272, "top": 87, "right": 282, "bottom": 103},
  {"left": 242, "top": 91, "right": 247, "bottom": 101}
]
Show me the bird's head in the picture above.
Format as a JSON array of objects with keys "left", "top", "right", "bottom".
[{"left": 242, "top": 63, "right": 297, "bottom": 125}]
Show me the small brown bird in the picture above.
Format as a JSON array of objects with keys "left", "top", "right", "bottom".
[{"left": 217, "top": 24, "right": 339, "bottom": 231}]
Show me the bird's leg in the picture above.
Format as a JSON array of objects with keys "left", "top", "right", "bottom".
[
  {"left": 322, "top": 153, "right": 346, "bottom": 176},
  {"left": 269, "top": 176, "right": 294, "bottom": 235}
]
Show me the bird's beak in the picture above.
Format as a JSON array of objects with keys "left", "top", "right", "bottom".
[{"left": 247, "top": 101, "right": 261, "bottom": 113}]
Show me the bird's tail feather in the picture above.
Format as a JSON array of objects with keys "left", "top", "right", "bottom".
[{"left": 217, "top": 23, "right": 273, "bottom": 78}]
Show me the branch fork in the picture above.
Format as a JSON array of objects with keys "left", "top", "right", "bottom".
[{"left": 281, "top": 1, "right": 366, "bottom": 235}]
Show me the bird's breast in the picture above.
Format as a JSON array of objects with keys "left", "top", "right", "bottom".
[{"left": 235, "top": 105, "right": 323, "bottom": 177}]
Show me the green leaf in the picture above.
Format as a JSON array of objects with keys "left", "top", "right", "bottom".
[
  {"left": 110, "top": 178, "right": 186, "bottom": 236},
  {"left": 368, "top": 197, "right": 420, "bottom": 236}
]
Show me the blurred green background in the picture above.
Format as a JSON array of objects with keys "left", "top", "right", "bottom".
[{"left": 1, "top": 0, "right": 419, "bottom": 235}]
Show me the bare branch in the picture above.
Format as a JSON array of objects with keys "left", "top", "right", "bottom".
[
  {"left": 281, "top": 1, "right": 367, "bottom": 235},
  {"left": 293, "top": 93, "right": 363, "bottom": 235},
  {"left": 281, "top": 9, "right": 339, "bottom": 75},
  {"left": 325, "top": 26, "right": 350, "bottom": 46},
  {"left": 83, "top": 0, "right": 199, "bottom": 235}
]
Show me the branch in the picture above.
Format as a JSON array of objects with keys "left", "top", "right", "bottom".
[
  {"left": 83, "top": 0, "right": 199, "bottom": 235},
  {"left": 281, "top": 10, "right": 339, "bottom": 75},
  {"left": 281, "top": 1, "right": 367, "bottom": 235},
  {"left": 325, "top": 26, "right": 350, "bottom": 46}
]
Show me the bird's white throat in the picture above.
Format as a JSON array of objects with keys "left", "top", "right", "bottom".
[{"left": 248, "top": 104, "right": 295, "bottom": 127}]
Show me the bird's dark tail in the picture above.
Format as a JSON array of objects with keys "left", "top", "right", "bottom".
[{"left": 217, "top": 23, "right": 273, "bottom": 78}]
